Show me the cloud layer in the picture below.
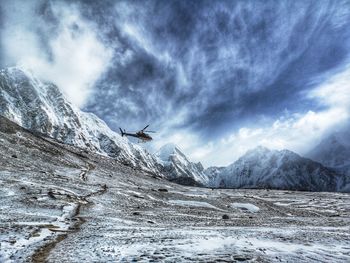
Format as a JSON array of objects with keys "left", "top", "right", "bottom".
[{"left": 0, "top": 0, "right": 112, "bottom": 107}]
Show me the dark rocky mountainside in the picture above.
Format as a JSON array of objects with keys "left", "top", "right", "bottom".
[{"left": 210, "top": 146, "right": 348, "bottom": 192}]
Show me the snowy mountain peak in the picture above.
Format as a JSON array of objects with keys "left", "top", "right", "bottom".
[
  {"left": 157, "top": 143, "right": 180, "bottom": 161},
  {"left": 248, "top": 145, "right": 271, "bottom": 153},
  {"left": 157, "top": 143, "right": 190, "bottom": 164},
  {"left": 156, "top": 143, "right": 208, "bottom": 186},
  {"left": 245, "top": 146, "right": 299, "bottom": 168},
  {"left": 244, "top": 146, "right": 298, "bottom": 158}
]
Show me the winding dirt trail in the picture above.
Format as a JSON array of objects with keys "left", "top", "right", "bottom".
[{"left": 30, "top": 164, "right": 107, "bottom": 263}]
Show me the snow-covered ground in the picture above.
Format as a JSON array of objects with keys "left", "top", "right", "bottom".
[
  {"left": 47, "top": 184, "right": 350, "bottom": 262},
  {"left": 1, "top": 117, "right": 350, "bottom": 262}
]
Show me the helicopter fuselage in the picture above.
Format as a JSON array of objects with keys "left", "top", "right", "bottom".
[
  {"left": 123, "top": 132, "right": 152, "bottom": 142},
  {"left": 120, "top": 126, "right": 154, "bottom": 142}
]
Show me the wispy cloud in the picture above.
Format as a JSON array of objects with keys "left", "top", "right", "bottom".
[{"left": 158, "top": 66, "right": 350, "bottom": 167}]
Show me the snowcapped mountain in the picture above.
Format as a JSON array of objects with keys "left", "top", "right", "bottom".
[
  {"left": 307, "top": 132, "right": 350, "bottom": 175},
  {"left": 210, "top": 146, "right": 345, "bottom": 192},
  {"left": 0, "top": 67, "right": 161, "bottom": 174},
  {"left": 156, "top": 143, "right": 209, "bottom": 186},
  {"left": 1, "top": 67, "right": 348, "bottom": 192}
]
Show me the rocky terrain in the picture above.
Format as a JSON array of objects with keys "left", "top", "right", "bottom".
[{"left": 1, "top": 116, "right": 350, "bottom": 262}]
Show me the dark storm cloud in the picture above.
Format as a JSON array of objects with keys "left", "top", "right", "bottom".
[{"left": 81, "top": 0, "right": 350, "bottom": 139}]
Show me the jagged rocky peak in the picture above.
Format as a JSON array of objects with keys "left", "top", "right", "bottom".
[
  {"left": 157, "top": 143, "right": 204, "bottom": 172},
  {"left": 156, "top": 143, "right": 208, "bottom": 186},
  {"left": 157, "top": 143, "right": 193, "bottom": 165},
  {"left": 157, "top": 143, "right": 179, "bottom": 161}
]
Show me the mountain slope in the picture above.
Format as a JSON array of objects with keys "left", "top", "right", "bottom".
[
  {"left": 204, "top": 166, "right": 225, "bottom": 182},
  {"left": 0, "top": 67, "right": 161, "bottom": 174},
  {"left": 156, "top": 143, "right": 208, "bottom": 186},
  {"left": 211, "top": 146, "right": 345, "bottom": 192}
]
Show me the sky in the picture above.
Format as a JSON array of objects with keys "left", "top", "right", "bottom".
[{"left": 1, "top": 0, "right": 350, "bottom": 167}]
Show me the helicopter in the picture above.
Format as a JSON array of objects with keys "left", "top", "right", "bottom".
[{"left": 119, "top": 125, "right": 156, "bottom": 142}]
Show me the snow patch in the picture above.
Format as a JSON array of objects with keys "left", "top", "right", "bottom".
[
  {"left": 169, "top": 200, "right": 220, "bottom": 210},
  {"left": 231, "top": 203, "right": 260, "bottom": 213}
]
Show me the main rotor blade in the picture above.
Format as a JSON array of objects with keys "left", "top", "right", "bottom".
[
  {"left": 146, "top": 131, "right": 156, "bottom": 133},
  {"left": 142, "top": 124, "right": 149, "bottom": 131}
]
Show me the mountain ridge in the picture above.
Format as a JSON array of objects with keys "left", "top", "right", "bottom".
[
  {"left": 209, "top": 146, "right": 347, "bottom": 192},
  {"left": 1, "top": 66, "right": 348, "bottom": 192},
  {"left": 0, "top": 67, "right": 162, "bottom": 175}
]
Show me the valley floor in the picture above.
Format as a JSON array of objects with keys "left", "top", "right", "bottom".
[{"left": 0, "top": 118, "right": 349, "bottom": 262}]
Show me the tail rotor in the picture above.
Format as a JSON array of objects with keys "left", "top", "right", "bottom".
[{"left": 119, "top": 128, "right": 125, "bottom": 137}]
